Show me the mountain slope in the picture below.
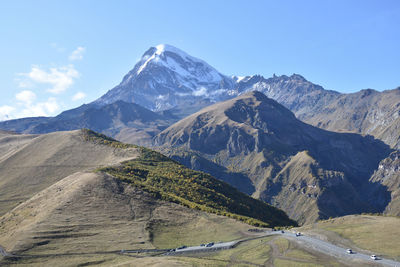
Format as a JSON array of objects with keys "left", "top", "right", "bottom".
[
  {"left": 301, "top": 88, "right": 400, "bottom": 149},
  {"left": 0, "top": 171, "right": 257, "bottom": 266},
  {"left": 0, "top": 101, "right": 175, "bottom": 146},
  {"left": 233, "top": 75, "right": 400, "bottom": 149},
  {"left": 100, "top": 146, "right": 295, "bottom": 227},
  {"left": 0, "top": 129, "right": 139, "bottom": 216},
  {"left": 154, "top": 91, "right": 392, "bottom": 224}
]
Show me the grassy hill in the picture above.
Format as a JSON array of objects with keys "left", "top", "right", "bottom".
[
  {"left": 0, "top": 171, "right": 256, "bottom": 266},
  {"left": 96, "top": 138, "right": 296, "bottom": 228}
]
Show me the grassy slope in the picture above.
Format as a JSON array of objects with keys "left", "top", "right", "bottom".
[
  {"left": 299, "top": 215, "right": 400, "bottom": 260},
  {"left": 82, "top": 128, "right": 296, "bottom": 227},
  {"left": 0, "top": 171, "right": 257, "bottom": 267},
  {"left": 99, "top": 145, "right": 296, "bottom": 228}
]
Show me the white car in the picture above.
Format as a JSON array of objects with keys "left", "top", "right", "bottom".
[
  {"left": 346, "top": 249, "right": 353, "bottom": 254},
  {"left": 370, "top": 255, "right": 378, "bottom": 260}
]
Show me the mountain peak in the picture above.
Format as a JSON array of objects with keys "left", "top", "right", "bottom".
[
  {"left": 95, "top": 44, "right": 234, "bottom": 111},
  {"left": 135, "top": 44, "right": 221, "bottom": 79},
  {"left": 154, "top": 44, "right": 188, "bottom": 56}
]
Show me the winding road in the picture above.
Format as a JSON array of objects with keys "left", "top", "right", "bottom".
[{"left": 167, "top": 231, "right": 400, "bottom": 267}]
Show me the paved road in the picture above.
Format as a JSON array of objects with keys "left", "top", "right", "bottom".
[
  {"left": 165, "top": 231, "right": 400, "bottom": 267},
  {"left": 275, "top": 231, "right": 399, "bottom": 267},
  {"left": 168, "top": 240, "right": 238, "bottom": 255}
]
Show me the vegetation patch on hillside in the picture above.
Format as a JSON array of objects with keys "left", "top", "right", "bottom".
[
  {"left": 98, "top": 146, "right": 296, "bottom": 228},
  {"left": 81, "top": 129, "right": 138, "bottom": 149}
]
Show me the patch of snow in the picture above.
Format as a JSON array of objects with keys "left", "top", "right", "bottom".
[
  {"left": 233, "top": 75, "right": 252, "bottom": 83},
  {"left": 157, "top": 94, "right": 168, "bottom": 100}
]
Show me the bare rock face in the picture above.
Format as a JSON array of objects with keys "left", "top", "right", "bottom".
[
  {"left": 370, "top": 151, "right": 400, "bottom": 216},
  {"left": 155, "top": 91, "right": 392, "bottom": 224}
]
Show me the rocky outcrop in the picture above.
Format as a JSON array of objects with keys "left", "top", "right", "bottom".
[{"left": 370, "top": 151, "right": 400, "bottom": 216}]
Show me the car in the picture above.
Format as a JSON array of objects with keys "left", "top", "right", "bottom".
[
  {"left": 370, "top": 255, "right": 378, "bottom": 260},
  {"left": 295, "top": 232, "right": 302, "bottom": 237},
  {"left": 281, "top": 230, "right": 285, "bottom": 233},
  {"left": 200, "top": 244, "right": 205, "bottom": 247},
  {"left": 206, "top": 242, "right": 214, "bottom": 247},
  {"left": 346, "top": 249, "right": 353, "bottom": 254},
  {"left": 177, "top": 245, "right": 187, "bottom": 250}
]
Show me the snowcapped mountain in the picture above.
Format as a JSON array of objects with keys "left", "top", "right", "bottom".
[
  {"left": 95, "top": 44, "right": 236, "bottom": 111},
  {"left": 94, "top": 44, "right": 338, "bottom": 115}
]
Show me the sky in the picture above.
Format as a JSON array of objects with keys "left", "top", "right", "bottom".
[{"left": 0, "top": 0, "right": 399, "bottom": 120}]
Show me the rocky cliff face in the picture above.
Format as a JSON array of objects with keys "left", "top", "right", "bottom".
[
  {"left": 369, "top": 151, "right": 400, "bottom": 216},
  {"left": 154, "top": 91, "right": 392, "bottom": 224}
]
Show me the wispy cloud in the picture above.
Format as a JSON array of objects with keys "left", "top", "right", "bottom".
[
  {"left": 72, "top": 91, "right": 86, "bottom": 101},
  {"left": 16, "top": 90, "right": 36, "bottom": 105},
  {"left": 0, "top": 105, "right": 16, "bottom": 121},
  {"left": 50, "top": 42, "right": 66, "bottom": 53},
  {"left": 69, "top": 46, "right": 85, "bottom": 61},
  {"left": 18, "top": 65, "right": 80, "bottom": 94}
]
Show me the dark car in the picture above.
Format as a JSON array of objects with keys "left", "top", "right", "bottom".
[
  {"left": 177, "top": 245, "right": 187, "bottom": 250},
  {"left": 206, "top": 242, "right": 214, "bottom": 247}
]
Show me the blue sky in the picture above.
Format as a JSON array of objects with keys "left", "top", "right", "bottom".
[{"left": 0, "top": 0, "right": 399, "bottom": 120}]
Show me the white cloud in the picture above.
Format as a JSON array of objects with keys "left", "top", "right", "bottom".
[
  {"left": 16, "top": 90, "right": 36, "bottom": 105},
  {"left": 69, "top": 46, "right": 85, "bottom": 61},
  {"left": 192, "top": 87, "right": 208, "bottom": 97},
  {"left": 72, "top": 92, "right": 86, "bottom": 101},
  {"left": 19, "top": 65, "right": 80, "bottom": 94},
  {"left": 19, "top": 97, "right": 60, "bottom": 118},
  {"left": 0, "top": 105, "right": 16, "bottom": 121},
  {"left": 0, "top": 97, "right": 60, "bottom": 121}
]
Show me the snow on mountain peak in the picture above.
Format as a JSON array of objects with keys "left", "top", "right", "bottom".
[
  {"left": 95, "top": 45, "right": 238, "bottom": 111},
  {"left": 135, "top": 44, "right": 224, "bottom": 84}
]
